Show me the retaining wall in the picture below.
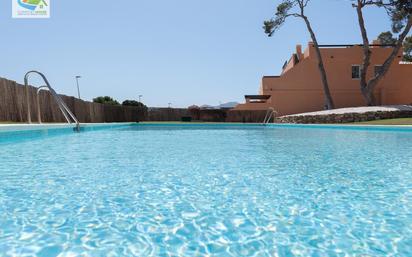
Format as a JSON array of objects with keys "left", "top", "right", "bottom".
[{"left": 278, "top": 110, "right": 412, "bottom": 124}]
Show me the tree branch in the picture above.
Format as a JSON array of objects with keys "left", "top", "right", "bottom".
[{"left": 366, "top": 15, "right": 412, "bottom": 91}]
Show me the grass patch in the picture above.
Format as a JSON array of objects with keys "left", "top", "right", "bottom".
[{"left": 352, "top": 118, "right": 412, "bottom": 125}]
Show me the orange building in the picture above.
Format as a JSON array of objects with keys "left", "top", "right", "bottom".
[{"left": 235, "top": 42, "right": 412, "bottom": 116}]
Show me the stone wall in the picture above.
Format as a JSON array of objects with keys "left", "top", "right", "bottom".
[{"left": 277, "top": 110, "right": 412, "bottom": 124}]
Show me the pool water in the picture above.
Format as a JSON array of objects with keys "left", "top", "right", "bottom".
[{"left": 1, "top": 124, "right": 412, "bottom": 256}]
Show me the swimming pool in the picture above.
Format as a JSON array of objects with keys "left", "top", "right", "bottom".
[{"left": 1, "top": 123, "right": 412, "bottom": 256}]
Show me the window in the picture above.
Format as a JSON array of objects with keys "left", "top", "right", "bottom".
[
  {"left": 374, "top": 65, "right": 383, "bottom": 77},
  {"left": 352, "top": 65, "right": 360, "bottom": 79}
]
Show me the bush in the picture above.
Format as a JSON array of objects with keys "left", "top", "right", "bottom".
[
  {"left": 93, "top": 96, "right": 120, "bottom": 105},
  {"left": 122, "top": 100, "right": 147, "bottom": 108}
]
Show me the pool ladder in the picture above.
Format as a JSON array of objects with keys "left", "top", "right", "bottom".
[
  {"left": 263, "top": 107, "right": 278, "bottom": 124},
  {"left": 25, "top": 71, "right": 80, "bottom": 132}
]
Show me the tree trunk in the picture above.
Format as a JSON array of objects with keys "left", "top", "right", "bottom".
[
  {"left": 356, "top": 2, "right": 412, "bottom": 106},
  {"left": 361, "top": 87, "right": 375, "bottom": 106},
  {"left": 356, "top": 0, "right": 373, "bottom": 105},
  {"left": 302, "top": 16, "right": 335, "bottom": 110}
]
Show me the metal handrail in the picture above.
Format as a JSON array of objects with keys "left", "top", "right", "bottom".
[
  {"left": 36, "top": 86, "right": 71, "bottom": 124},
  {"left": 25, "top": 71, "right": 80, "bottom": 131},
  {"left": 263, "top": 107, "right": 278, "bottom": 124}
]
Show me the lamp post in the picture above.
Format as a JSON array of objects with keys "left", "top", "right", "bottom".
[
  {"left": 138, "top": 95, "right": 143, "bottom": 103},
  {"left": 75, "top": 76, "right": 82, "bottom": 100},
  {"left": 168, "top": 103, "right": 172, "bottom": 108}
]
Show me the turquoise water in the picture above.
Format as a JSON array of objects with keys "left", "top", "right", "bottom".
[{"left": 1, "top": 124, "right": 412, "bottom": 256}]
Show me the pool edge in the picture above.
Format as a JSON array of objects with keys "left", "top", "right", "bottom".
[
  {"left": 1, "top": 122, "right": 412, "bottom": 134},
  {"left": 0, "top": 122, "right": 137, "bottom": 133}
]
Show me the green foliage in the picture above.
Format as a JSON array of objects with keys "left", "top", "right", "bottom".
[
  {"left": 263, "top": 0, "right": 295, "bottom": 36},
  {"left": 377, "top": 31, "right": 397, "bottom": 45},
  {"left": 263, "top": 20, "right": 277, "bottom": 36},
  {"left": 356, "top": 1, "right": 411, "bottom": 33},
  {"left": 385, "top": 0, "right": 412, "bottom": 33},
  {"left": 376, "top": 32, "right": 412, "bottom": 61},
  {"left": 93, "top": 96, "right": 120, "bottom": 105},
  {"left": 404, "top": 36, "right": 412, "bottom": 61},
  {"left": 122, "top": 100, "right": 147, "bottom": 108}
]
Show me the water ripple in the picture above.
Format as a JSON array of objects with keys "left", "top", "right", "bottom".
[{"left": 0, "top": 126, "right": 412, "bottom": 256}]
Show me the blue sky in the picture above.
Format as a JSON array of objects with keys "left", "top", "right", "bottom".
[{"left": 0, "top": 0, "right": 395, "bottom": 107}]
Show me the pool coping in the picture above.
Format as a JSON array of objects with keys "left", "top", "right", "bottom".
[
  {"left": 1, "top": 122, "right": 412, "bottom": 134},
  {"left": 0, "top": 122, "right": 138, "bottom": 132},
  {"left": 136, "top": 122, "right": 412, "bottom": 132}
]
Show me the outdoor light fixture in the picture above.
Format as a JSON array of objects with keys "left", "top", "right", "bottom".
[{"left": 75, "top": 76, "right": 82, "bottom": 100}]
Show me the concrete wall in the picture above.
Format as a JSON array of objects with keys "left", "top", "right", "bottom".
[
  {"left": 236, "top": 43, "right": 412, "bottom": 116},
  {"left": 0, "top": 77, "right": 146, "bottom": 123}
]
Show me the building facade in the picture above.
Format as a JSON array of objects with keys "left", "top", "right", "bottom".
[{"left": 235, "top": 43, "right": 412, "bottom": 116}]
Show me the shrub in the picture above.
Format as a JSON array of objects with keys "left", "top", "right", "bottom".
[
  {"left": 93, "top": 96, "right": 120, "bottom": 105},
  {"left": 122, "top": 100, "right": 147, "bottom": 108}
]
